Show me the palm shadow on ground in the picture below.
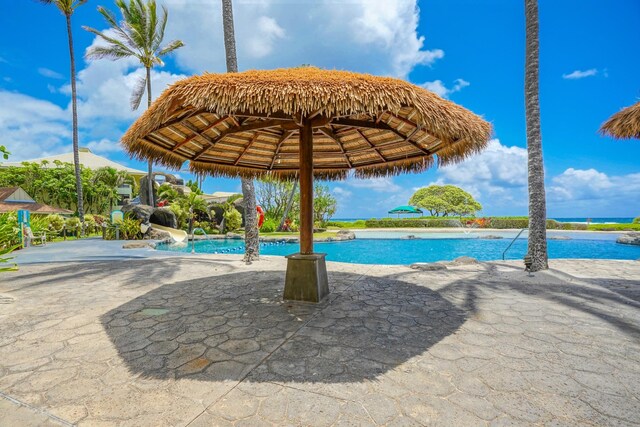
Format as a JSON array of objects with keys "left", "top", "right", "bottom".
[{"left": 101, "top": 270, "right": 467, "bottom": 383}]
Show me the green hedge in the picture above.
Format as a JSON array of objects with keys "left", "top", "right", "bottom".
[
  {"left": 365, "top": 218, "right": 463, "bottom": 228},
  {"left": 363, "top": 217, "right": 589, "bottom": 230},
  {"left": 587, "top": 223, "right": 640, "bottom": 231}
]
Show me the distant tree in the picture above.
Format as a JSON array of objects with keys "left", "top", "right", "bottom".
[
  {"left": 256, "top": 177, "right": 298, "bottom": 220},
  {"left": 409, "top": 185, "right": 481, "bottom": 217},
  {"left": 313, "top": 184, "right": 337, "bottom": 226}
]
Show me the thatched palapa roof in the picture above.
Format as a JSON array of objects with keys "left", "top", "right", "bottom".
[
  {"left": 600, "top": 101, "right": 640, "bottom": 140},
  {"left": 121, "top": 67, "right": 492, "bottom": 180}
]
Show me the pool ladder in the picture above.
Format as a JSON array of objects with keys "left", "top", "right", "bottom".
[
  {"left": 191, "top": 227, "right": 207, "bottom": 253},
  {"left": 502, "top": 228, "right": 527, "bottom": 260}
]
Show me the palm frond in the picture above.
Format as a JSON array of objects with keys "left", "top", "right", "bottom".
[
  {"left": 83, "top": 25, "right": 138, "bottom": 57},
  {"left": 85, "top": 45, "right": 138, "bottom": 61},
  {"left": 130, "top": 74, "right": 147, "bottom": 111},
  {"left": 153, "top": 5, "right": 168, "bottom": 52},
  {"left": 147, "top": 0, "right": 158, "bottom": 52},
  {"left": 95, "top": 6, "right": 138, "bottom": 51},
  {"left": 158, "top": 39, "right": 185, "bottom": 57}
]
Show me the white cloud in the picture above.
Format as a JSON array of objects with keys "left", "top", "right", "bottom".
[
  {"left": 246, "top": 16, "right": 286, "bottom": 58},
  {"left": 38, "top": 67, "right": 64, "bottom": 79},
  {"left": 333, "top": 186, "right": 352, "bottom": 198},
  {"left": 562, "top": 69, "right": 598, "bottom": 80},
  {"left": 346, "top": 176, "right": 402, "bottom": 193},
  {"left": 0, "top": 90, "right": 70, "bottom": 160},
  {"left": 547, "top": 168, "right": 640, "bottom": 215},
  {"left": 549, "top": 168, "right": 640, "bottom": 201},
  {"left": 421, "top": 78, "right": 469, "bottom": 98},
  {"left": 164, "top": 0, "right": 442, "bottom": 78},
  {"left": 86, "top": 138, "right": 124, "bottom": 154}
]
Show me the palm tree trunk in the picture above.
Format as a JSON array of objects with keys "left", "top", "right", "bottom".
[
  {"left": 221, "top": 0, "right": 259, "bottom": 261},
  {"left": 524, "top": 0, "right": 548, "bottom": 271},
  {"left": 146, "top": 66, "right": 155, "bottom": 207},
  {"left": 278, "top": 180, "right": 298, "bottom": 231},
  {"left": 66, "top": 12, "right": 85, "bottom": 234}
]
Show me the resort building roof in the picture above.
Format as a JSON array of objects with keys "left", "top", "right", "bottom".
[
  {"left": 0, "top": 148, "right": 146, "bottom": 177},
  {"left": 0, "top": 186, "right": 72, "bottom": 215}
]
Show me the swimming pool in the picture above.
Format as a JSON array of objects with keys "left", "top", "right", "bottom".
[{"left": 157, "top": 233, "right": 640, "bottom": 265}]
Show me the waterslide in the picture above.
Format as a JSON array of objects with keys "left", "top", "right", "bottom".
[{"left": 150, "top": 223, "right": 188, "bottom": 243}]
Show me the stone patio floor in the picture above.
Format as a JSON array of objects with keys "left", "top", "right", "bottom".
[{"left": 0, "top": 253, "right": 639, "bottom": 426}]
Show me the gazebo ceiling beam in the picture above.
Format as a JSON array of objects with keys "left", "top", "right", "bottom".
[
  {"left": 232, "top": 111, "right": 295, "bottom": 120},
  {"left": 171, "top": 116, "right": 229, "bottom": 152},
  {"left": 356, "top": 129, "right": 386, "bottom": 162},
  {"left": 234, "top": 134, "right": 260, "bottom": 165},
  {"left": 209, "top": 119, "right": 290, "bottom": 143},
  {"left": 269, "top": 130, "right": 294, "bottom": 168},
  {"left": 318, "top": 126, "right": 352, "bottom": 168},
  {"left": 157, "top": 109, "right": 202, "bottom": 130}
]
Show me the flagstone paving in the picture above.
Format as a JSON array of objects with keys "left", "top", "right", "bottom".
[{"left": 0, "top": 254, "right": 639, "bottom": 426}]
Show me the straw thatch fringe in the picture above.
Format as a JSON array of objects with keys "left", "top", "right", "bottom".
[
  {"left": 188, "top": 155, "right": 437, "bottom": 181},
  {"left": 121, "top": 67, "right": 492, "bottom": 178},
  {"left": 600, "top": 101, "right": 640, "bottom": 140}
]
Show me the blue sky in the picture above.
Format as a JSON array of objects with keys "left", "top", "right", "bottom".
[{"left": 1, "top": 0, "right": 639, "bottom": 218}]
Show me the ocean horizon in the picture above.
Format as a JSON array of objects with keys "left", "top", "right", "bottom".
[{"left": 332, "top": 217, "right": 636, "bottom": 224}]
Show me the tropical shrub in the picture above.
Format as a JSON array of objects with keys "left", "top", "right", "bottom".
[
  {"left": 65, "top": 217, "right": 82, "bottom": 235},
  {"left": 0, "top": 213, "right": 18, "bottom": 272},
  {"left": 0, "top": 213, "right": 19, "bottom": 247},
  {"left": 83, "top": 214, "right": 97, "bottom": 234},
  {"left": 260, "top": 218, "right": 277, "bottom": 233},
  {"left": 30, "top": 215, "right": 50, "bottom": 234},
  {"left": 119, "top": 217, "right": 142, "bottom": 240},
  {"left": 224, "top": 208, "right": 242, "bottom": 232},
  {"left": 633, "top": 216, "right": 640, "bottom": 224},
  {"left": 46, "top": 214, "right": 65, "bottom": 232}
]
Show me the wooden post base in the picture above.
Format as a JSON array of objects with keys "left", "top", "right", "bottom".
[{"left": 283, "top": 253, "right": 329, "bottom": 303}]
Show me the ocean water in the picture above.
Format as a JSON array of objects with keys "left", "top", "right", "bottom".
[
  {"left": 332, "top": 217, "right": 636, "bottom": 224},
  {"left": 158, "top": 234, "right": 640, "bottom": 265}
]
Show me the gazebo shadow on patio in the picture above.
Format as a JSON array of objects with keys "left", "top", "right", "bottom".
[{"left": 101, "top": 270, "right": 466, "bottom": 383}]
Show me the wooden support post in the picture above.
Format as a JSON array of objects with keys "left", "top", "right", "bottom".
[
  {"left": 299, "top": 117, "right": 314, "bottom": 254},
  {"left": 283, "top": 116, "right": 329, "bottom": 303}
]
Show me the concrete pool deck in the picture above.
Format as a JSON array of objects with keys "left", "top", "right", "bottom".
[{"left": 1, "top": 242, "right": 639, "bottom": 426}]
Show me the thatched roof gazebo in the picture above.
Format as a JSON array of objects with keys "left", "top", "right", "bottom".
[
  {"left": 600, "top": 101, "right": 640, "bottom": 140},
  {"left": 122, "top": 67, "right": 492, "bottom": 302}
]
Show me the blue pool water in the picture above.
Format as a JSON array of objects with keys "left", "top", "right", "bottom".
[{"left": 157, "top": 235, "right": 640, "bottom": 265}]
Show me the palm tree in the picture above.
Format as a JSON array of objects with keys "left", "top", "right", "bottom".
[
  {"left": 221, "top": 0, "right": 259, "bottom": 262},
  {"left": 83, "top": 0, "right": 184, "bottom": 208},
  {"left": 524, "top": 0, "right": 548, "bottom": 271},
  {"left": 38, "top": 0, "right": 86, "bottom": 231}
]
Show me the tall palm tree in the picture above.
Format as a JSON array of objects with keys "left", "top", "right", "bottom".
[
  {"left": 83, "top": 0, "right": 184, "bottom": 208},
  {"left": 524, "top": 0, "right": 548, "bottom": 271},
  {"left": 38, "top": 0, "right": 86, "bottom": 231},
  {"left": 221, "top": 0, "right": 259, "bottom": 262}
]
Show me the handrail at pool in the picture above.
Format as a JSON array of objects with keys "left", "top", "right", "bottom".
[{"left": 502, "top": 228, "right": 527, "bottom": 260}]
